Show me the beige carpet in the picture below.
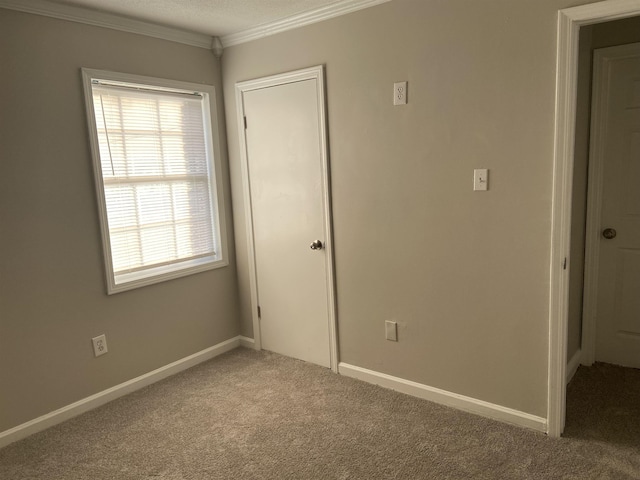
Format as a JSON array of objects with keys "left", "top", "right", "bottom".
[
  {"left": 564, "top": 362, "right": 640, "bottom": 449},
  {"left": 0, "top": 348, "right": 639, "bottom": 479}
]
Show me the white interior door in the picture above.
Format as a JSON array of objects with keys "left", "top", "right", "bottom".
[
  {"left": 590, "top": 43, "right": 640, "bottom": 369},
  {"left": 239, "top": 69, "right": 334, "bottom": 368}
]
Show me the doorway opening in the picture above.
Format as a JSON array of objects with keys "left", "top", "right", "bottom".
[
  {"left": 550, "top": 1, "right": 640, "bottom": 438},
  {"left": 564, "top": 21, "right": 640, "bottom": 444}
]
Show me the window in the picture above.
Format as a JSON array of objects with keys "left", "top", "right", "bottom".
[{"left": 82, "top": 69, "right": 227, "bottom": 294}]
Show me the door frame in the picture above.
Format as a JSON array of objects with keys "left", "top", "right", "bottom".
[
  {"left": 549, "top": 0, "right": 640, "bottom": 438},
  {"left": 235, "top": 65, "right": 339, "bottom": 373}
]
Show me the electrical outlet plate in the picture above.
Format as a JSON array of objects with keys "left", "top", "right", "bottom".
[
  {"left": 393, "top": 81, "right": 407, "bottom": 105},
  {"left": 92, "top": 334, "right": 108, "bottom": 357},
  {"left": 385, "top": 320, "right": 398, "bottom": 341}
]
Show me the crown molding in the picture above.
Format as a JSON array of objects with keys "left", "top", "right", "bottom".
[
  {"left": 211, "top": 36, "right": 224, "bottom": 58},
  {"left": 220, "top": 0, "right": 392, "bottom": 47},
  {"left": 0, "top": 0, "right": 214, "bottom": 50}
]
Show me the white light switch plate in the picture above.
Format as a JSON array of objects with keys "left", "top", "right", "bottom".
[
  {"left": 385, "top": 320, "right": 398, "bottom": 341},
  {"left": 474, "top": 169, "right": 489, "bottom": 191}
]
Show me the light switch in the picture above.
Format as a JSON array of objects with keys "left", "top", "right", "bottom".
[
  {"left": 474, "top": 169, "right": 489, "bottom": 191},
  {"left": 385, "top": 320, "right": 398, "bottom": 341}
]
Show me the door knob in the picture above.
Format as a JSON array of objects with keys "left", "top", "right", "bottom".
[
  {"left": 602, "top": 228, "right": 617, "bottom": 239},
  {"left": 309, "top": 240, "right": 323, "bottom": 250}
]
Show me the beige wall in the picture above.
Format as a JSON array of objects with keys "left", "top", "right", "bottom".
[
  {"left": 0, "top": 9, "right": 240, "bottom": 433},
  {"left": 5, "top": 0, "right": 636, "bottom": 433},
  {"left": 222, "top": 0, "right": 603, "bottom": 417},
  {"left": 567, "top": 15, "right": 640, "bottom": 363}
]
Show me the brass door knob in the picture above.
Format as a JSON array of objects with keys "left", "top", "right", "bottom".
[{"left": 602, "top": 228, "right": 617, "bottom": 239}]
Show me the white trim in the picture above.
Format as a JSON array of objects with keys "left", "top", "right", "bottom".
[
  {"left": 0, "top": 0, "right": 215, "bottom": 50},
  {"left": 235, "top": 66, "right": 339, "bottom": 372},
  {"left": 235, "top": 80, "right": 262, "bottom": 353},
  {"left": 0, "top": 0, "right": 390, "bottom": 51},
  {"left": 317, "top": 69, "right": 340, "bottom": 374},
  {"left": 549, "top": 0, "right": 640, "bottom": 438},
  {"left": 560, "top": 0, "right": 640, "bottom": 24},
  {"left": 211, "top": 37, "right": 224, "bottom": 58},
  {"left": 339, "top": 363, "right": 547, "bottom": 433},
  {"left": 548, "top": 7, "right": 576, "bottom": 439},
  {"left": 221, "top": 0, "right": 392, "bottom": 47},
  {"left": 0, "top": 336, "right": 242, "bottom": 449},
  {"left": 566, "top": 349, "right": 583, "bottom": 384},
  {"left": 239, "top": 335, "right": 256, "bottom": 348}
]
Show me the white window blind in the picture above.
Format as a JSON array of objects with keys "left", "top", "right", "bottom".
[{"left": 83, "top": 70, "right": 226, "bottom": 293}]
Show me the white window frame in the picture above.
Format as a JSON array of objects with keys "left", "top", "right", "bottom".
[{"left": 81, "top": 68, "right": 228, "bottom": 294}]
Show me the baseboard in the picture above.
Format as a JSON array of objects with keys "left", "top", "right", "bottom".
[
  {"left": 566, "top": 349, "right": 582, "bottom": 384},
  {"left": 0, "top": 336, "right": 242, "bottom": 449},
  {"left": 338, "top": 362, "right": 547, "bottom": 433},
  {"left": 239, "top": 336, "right": 255, "bottom": 348}
]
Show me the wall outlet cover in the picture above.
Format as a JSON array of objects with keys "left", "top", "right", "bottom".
[
  {"left": 393, "top": 81, "right": 407, "bottom": 106},
  {"left": 92, "top": 334, "right": 108, "bottom": 357}
]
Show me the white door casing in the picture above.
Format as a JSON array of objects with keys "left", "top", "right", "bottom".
[
  {"left": 550, "top": 1, "right": 640, "bottom": 438},
  {"left": 582, "top": 43, "right": 640, "bottom": 369},
  {"left": 235, "top": 66, "right": 338, "bottom": 371}
]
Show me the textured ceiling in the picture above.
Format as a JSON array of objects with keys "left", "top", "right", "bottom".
[{"left": 48, "top": 0, "right": 342, "bottom": 37}]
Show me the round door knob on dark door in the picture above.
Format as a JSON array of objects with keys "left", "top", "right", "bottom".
[
  {"left": 602, "top": 228, "right": 617, "bottom": 239},
  {"left": 309, "top": 240, "right": 323, "bottom": 250}
]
